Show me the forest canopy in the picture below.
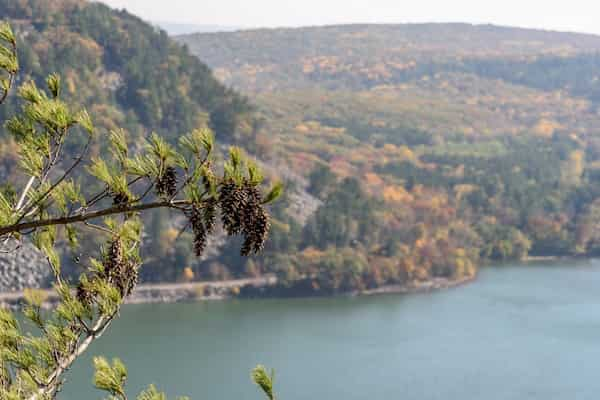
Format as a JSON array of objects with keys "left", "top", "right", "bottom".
[
  {"left": 177, "top": 23, "right": 600, "bottom": 293},
  {"left": 5, "top": 1, "right": 600, "bottom": 296}
]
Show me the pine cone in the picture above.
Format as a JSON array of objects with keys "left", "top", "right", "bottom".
[
  {"left": 76, "top": 282, "right": 93, "bottom": 306},
  {"left": 251, "top": 207, "right": 270, "bottom": 254},
  {"left": 189, "top": 204, "right": 208, "bottom": 257},
  {"left": 156, "top": 166, "right": 178, "bottom": 198},
  {"left": 219, "top": 181, "right": 247, "bottom": 235},
  {"left": 201, "top": 163, "right": 215, "bottom": 189},
  {"left": 112, "top": 192, "right": 129, "bottom": 206},
  {"left": 104, "top": 239, "right": 124, "bottom": 277},
  {"left": 239, "top": 182, "right": 270, "bottom": 255},
  {"left": 121, "top": 262, "right": 139, "bottom": 297},
  {"left": 193, "top": 224, "right": 207, "bottom": 257},
  {"left": 203, "top": 198, "right": 217, "bottom": 234},
  {"left": 103, "top": 239, "right": 132, "bottom": 296},
  {"left": 241, "top": 235, "right": 254, "bottom": 257}
]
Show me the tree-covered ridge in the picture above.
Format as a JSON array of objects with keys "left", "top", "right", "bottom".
[
  {"left": 178, "top": 24, "right": 600, "bottom": 93},
  {"left": 175, "top": 24, "right": 600, "bottom": 294},
  {"left": 0, "top": 0, "right": 281, "bottom": 286},
  {"left": 1, "top": 0, "right": 253, "bottom": 143}
]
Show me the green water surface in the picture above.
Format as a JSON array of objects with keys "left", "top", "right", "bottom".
[{"left": 61, "top": 260, "right": 600, "bottom": 399}]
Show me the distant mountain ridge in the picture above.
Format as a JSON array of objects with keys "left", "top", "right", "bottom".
[
  {"left": 1, "top": 0, "right": 252, "bottom": 141},
  {"left": 156, "top": 21, "right": 243, "bottom": 35},
  {"left": 177, "top": 23, "right": 600, "bottom": 93}
]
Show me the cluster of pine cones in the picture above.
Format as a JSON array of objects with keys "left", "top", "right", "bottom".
[
  {"left": 186, "top": 179, "right": 270, "bottom": 258},
  {"left": 76, "top": 238, "right": 139, "bottom": 305},
  {"left": 219, "top": 179, "right": 270, "bottom": 256},
  {"left": 102, "top": 239, "right": 139, "bottom": 297}
]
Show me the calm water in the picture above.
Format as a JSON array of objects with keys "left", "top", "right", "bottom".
[{"left": 61, "top": 259, "right": 600, "bottom": 400}]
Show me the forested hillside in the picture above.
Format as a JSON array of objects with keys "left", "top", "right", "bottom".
[
  {"left": 179, "top": 24, "right": 600, "bottom": 92},
  {"left": 1, "top": 0, "right": 252, "bottom": 141},
  {"left": 177, "top": 24, "right": 600, "bottom": 294},
  {"left": 0, "top": 0, "right": 277, "bottom": 285},
  {"left": 6, "top": 2, "right": 600, "bottom": 296}
]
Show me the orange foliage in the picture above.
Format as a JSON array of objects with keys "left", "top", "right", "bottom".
[
  {"left": 533, "top": 118, "right": 561, "bottom": 138},
  {"left": 329, "top": 157, "right": 354, "bottom": 177},
  {"left": 364, "top": 172, "right": 384, "bottom": 188},
  {"left": 382, "top": 185, "right": 412, "bottom": 203},
  {"left": 301, "top": 246, "right": 326, "bottom": 261}
]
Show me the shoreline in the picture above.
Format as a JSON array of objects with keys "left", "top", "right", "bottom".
[
  {"left": 0, "top": 274, "right": 475, "bottom": 309},
  {"left": 0, "top": 276, "right": 276, "bottom": 309},
  {"left": 2, "top": 255, "right": 592, "bottom": 309},
  {"left": 357, "top": 274, "right": 476, "bottom": 297}
]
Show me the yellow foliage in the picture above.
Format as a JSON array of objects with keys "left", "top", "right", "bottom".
[
  {"left": 182, "top": 267, "right": 195, "bottom": 282},
  {"left": 295, "top": 124, "right": 310, "bottom": 133},
  {"left": 302, "top": 62, "right": 316, "bottom": 74},
  {"left": 414, "top": 267, "right": 429, "bottom": 281},
  {"left": 301, "top": 247, "right": 326, "bottom": 261},
  {"left": 414, "top": 238, "right": 427, "bottom": 249},
  {"left": 161, "top": 227, "right": 179, "bottom": 247},
  {"left": 65, "top": 74, "right": 77, "bottom": 94},
  {"left": 364, "top": 172, "right": 384, "bottom": 188},
  {"left": 382, "top": 143, "right": 398, "bottom": 153},
  {"left": 271, "top": 219, "right": 291, "bottom": 233},
  {"left": 397, "top": 146, "right": 416, "bottom": 161},
  {"left": 454, "top": 184, "right": 477, "bottom": 201},
  {"left": 382, "top": 185, "right": 411, "bottom": 203},
  {"left": 533, "top": 118, "right": 561, "bottom": 138},
  {"left": 453, "top": 248, "right": 467, "bottom": 258}
]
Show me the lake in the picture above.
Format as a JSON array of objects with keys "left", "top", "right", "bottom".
[{"left": 62, "top": 259, "right": 600, "bottom": 400}]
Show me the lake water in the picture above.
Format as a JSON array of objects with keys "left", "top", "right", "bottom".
[{"left": 61, "top": 259, "right": 600, "bottom": 400}]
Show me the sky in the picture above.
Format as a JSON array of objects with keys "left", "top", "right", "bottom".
[{"left": 98, "top": 0, "right": 600, "bottom": 35}]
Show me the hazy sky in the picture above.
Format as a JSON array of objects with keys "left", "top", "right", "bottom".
[{"left": 98, "top": 0, "right": 600, "bottom": 35}]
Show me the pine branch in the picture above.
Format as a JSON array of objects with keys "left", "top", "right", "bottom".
[
  {"left": 0, "top": 74, "right": 12, "bottom": 104},
  {"left": 15, "top": 135, "right": 92, "bottom": 225},
  {"left": 0, "top": 200, "right": 190, "bottom": 237},
  {"left": 0, "top": 33, "right": 16, "bottom": 105},
  {"left": 15, "top": 177, "right": 36, "bottom": 211},
  {"left": 27, "top": 312, "right": 118, "bottom": 400},
  {"left": 0, "top": 27, "right": 277, "bottom": 397},
  {"left": 76, "top": 176, "right": 145, "bottom": 215}
]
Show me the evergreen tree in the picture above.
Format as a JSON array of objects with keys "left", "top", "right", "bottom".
[{"left": 0, "top": 22, "right": 278, "bottom": 400}]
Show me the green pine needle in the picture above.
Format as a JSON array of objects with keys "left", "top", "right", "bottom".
[{"left": 252, "top": 365, "right": 275, "bottom": 400}]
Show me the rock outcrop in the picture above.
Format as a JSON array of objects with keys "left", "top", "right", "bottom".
[{"left": 0, "top": 240, "right": 50, "bottom": 292}]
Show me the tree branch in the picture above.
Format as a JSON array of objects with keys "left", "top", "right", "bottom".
[
  {"left": 0, "top": 200, "right": 190, "bottom": 237},
  {"left": 27, "top": 312, "right": 116, "bottom": 400},
  {"left": 15, "top": 177, "right": 36, "bottom": 212},
  {"left": 16, "top": 135, "right": 92, "bottom": 224},
  {"left": 75, "top": 176, "right": 145, "bottom": 215}
]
